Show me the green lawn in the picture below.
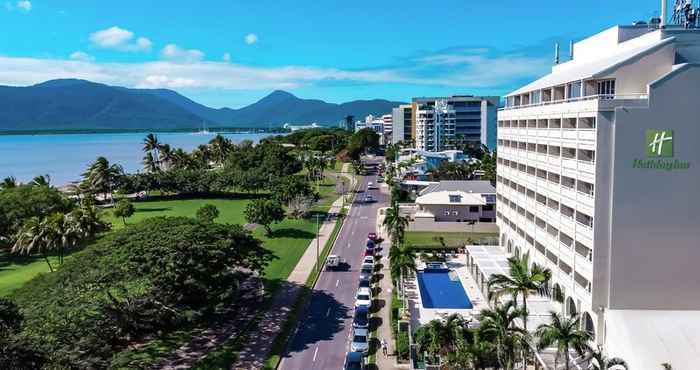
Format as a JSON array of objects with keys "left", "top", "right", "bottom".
[
  {"left": 404, "top": 231, "right": 499, "bottom": 249},
  {"left": 0, "top": 253, "right": 61, "bottom": 297}
]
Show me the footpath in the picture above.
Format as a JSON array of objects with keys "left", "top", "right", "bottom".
[{"left": 233, "top": 165, "right": 356, "bottom": 369}]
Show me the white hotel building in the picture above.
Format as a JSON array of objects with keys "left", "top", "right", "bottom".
[{"left": 496, "top": 24, "right": 700, "bottom": 369}]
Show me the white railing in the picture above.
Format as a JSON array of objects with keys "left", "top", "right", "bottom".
[{"left": 499, "top": 93, "right": 648, "bottom": 111}]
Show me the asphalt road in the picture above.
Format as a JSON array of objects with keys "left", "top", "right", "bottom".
[{"left": 279, "top": 158, "right": 388, "bottom": 370}]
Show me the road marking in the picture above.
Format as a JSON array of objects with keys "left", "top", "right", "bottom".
[
  {"left": 326, "top": 307, "right": 332, "bottom": 317},
  {"left": 312, "top": 346, "right": 319, "bottom": 362},
  {"left": 347, "top": 243, "right": 351, "bottom": 248},
  {"left": 335, "top": 279, "right": 340, "bottom": 287}
]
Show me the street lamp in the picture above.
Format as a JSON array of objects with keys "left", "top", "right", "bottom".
[{"left": 316, "top": 213, "right": 322, "bottom": 273}]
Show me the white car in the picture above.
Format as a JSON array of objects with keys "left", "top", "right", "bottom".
[
  {"left": 351, "top": 328, "right": 370, "bottom": 354},
  {"left": 362, "top": 256, "right": 374, "bottom": 267},
  {"left": 355, "top": 287, "right": 373, "bottom": 308},
  {"left": 367, "top": 182, "right": 375, "bottom": 189}
]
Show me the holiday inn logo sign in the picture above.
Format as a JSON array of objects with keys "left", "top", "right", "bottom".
[{"left": 633, "top": 129, "right": 690, "bottom": 171}]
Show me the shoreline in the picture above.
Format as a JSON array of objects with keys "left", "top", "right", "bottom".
[{"left": 0, "top": 127, "right": 288, "bottom": 136}]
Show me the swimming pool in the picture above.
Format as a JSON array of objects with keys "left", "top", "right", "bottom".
[{"left": 416, "top": 268, "right": 473, "bottom": 309}]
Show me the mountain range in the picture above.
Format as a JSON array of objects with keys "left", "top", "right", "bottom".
[{"left": 0, "top": 79, "right": 404, "bottom": 131}]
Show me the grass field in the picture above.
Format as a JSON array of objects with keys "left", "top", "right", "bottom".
[
  {"left": 0, "top": 173, "right": 345, "bottom": 297},
  {"left": 404, "top": 231, "right": 499, "bottom": 249}
]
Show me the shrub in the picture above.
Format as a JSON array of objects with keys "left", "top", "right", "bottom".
[{"left": 397, "top": 331, "right": 410, "bottom": 360}]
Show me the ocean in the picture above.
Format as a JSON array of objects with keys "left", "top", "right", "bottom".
[{"left": 0, "top": 132, "right": 273, "bottom": 186}]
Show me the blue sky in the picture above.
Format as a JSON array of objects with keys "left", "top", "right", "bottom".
[{"left": 0, "top": 0, "right": 665, "bottom": 108}]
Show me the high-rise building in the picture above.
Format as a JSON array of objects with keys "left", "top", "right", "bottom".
[
  {"left": 381, "top": 114, "right": 393, "bottom": 143},
  {"left": 496, "top": 23, "right": 700, "bottom": 368},
  {"left": 410, "top": 95, "right": 499, "bottom": 152},
  {"left": 391, "top": 104, "right": 413, "bottom": 144}
]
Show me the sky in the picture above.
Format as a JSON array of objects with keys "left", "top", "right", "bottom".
[{"left": 0, "top": 0, "right": 666, "bottom": 108}]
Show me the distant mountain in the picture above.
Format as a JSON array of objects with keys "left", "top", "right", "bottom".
[{"left": 0, "top": 79, "right": 404, "bottom": 131}]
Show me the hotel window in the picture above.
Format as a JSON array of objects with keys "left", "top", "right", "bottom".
[
  {"left": 483, "top": 204, "right": 494, "bottom": 211},
  {"left": 567, "top": 81, "right": 582, "bottom": 99},
  {"left": 576, "top": 211, "right": 594, "bottom": 228},
  {"left": 597, "top": 79, "right": 616, "bottom": 96},
  {"left": 531, "top": 90, "right": 542, "bottom": 104},
  {"left": 449, "top": 194, "right": 462, "bottom": 203},
  {"left": 469, "top": 206, "right": 479, "bottom": 213}
]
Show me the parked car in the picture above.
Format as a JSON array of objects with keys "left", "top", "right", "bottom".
[
  {"left": 376, "top": 177, "right": 384, "bottom": 183},
  {"left": 355, "top": 287, "right": 373, "bottom": 308},
  {"left": 344, "top": 351, "right": 365, "bottom": 370},
  {"left": 367, "top": 232, "right": 377, "bottom": 240},
  {"left": 351, "top": 328, "right": 370, "bottom": 354},
  {"left": 366, "top": 239, "right": 375, "bottom": 249},
  {"left": 364, "top": 248, "right": 374, "bottom": 257},
  {"left": 353, "top": 306, "right": 369, "bottom": 328},
  {"left": 362, "top": 256, "right": 374, "bottom": 267},
  {"left": 358, "top": 277, "right": 371, "bottom": 289},
  {"left": 360, "top": 265, "right": 373, "bottom": 281}
]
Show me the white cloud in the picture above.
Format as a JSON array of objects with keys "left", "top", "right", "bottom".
[
  {"left": 222, "top": 53, "right": 231, "bottom": 63},
  {"left": 69, "top": 51, "right": 94, "bottom": 62},
  {"left": 244, "top": 33, "right": 258, "bottom": 45},
  {"left": 89, "top": 26, "right": 152, "bottom": 52},
  {"left": 160, "top": 44, "right": 205, "bottom": 63},
  {"left": 16, "top": 0, "right": 30, "bottom": 11}
]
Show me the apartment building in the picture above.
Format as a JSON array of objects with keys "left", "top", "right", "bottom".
[
  {"left": 411, "top": 95, "right": 499, "bottom": 152},
  {"left": 381, "top": 114, "right": 393, "bottom": 143},
  {"left": 391, "top": 104, "right": 413, "bottom": 144},
  {"left": 496, "top": 23, "right": 700, "bottom": 368}
]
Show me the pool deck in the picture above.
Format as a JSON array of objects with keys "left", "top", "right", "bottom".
[{"left": 406, "top": 256, "right": 490, "bottom": 326}]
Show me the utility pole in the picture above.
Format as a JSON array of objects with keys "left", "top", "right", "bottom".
[{"left": 316, "top": 213, "right": 321, "bottom": 273}]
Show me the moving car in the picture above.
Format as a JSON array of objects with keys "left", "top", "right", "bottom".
[
  {"left": 325, "top": 254, "right": 345, "bottom": 270},
  {"left": 351, "top": 328, "right": 370, "bottom": 354},
  {"left": 367, "top": 182, "right": 375, "bottom": 189},
  {"left": 344, "top": 351, "right": 365, "bottom": 370},
  {"left": 376, "top": 177, "right": 384, "bottom": 183},
  {"left": 364, "top": 194, "right": 374, "bottom": 203},
  {"left": 353, "top": 306, "right": 369, "bottom": 328},
  {"left": 355, "top": 287, "right": 373, "bottom": 308}
]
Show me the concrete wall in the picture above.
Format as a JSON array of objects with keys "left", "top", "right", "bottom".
[
  {"left": 604, "top": 65, "right": 700, "bottom": 310},
  {"left": 417, "top": 204, "right": 495, "bottom": 222},
  {"left": 600, "top": 42, "right": 675, "bottom": 95}
]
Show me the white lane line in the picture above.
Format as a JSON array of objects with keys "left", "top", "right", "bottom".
[
  {"left": 335, "top": 279, "right": 340, "bottom": 287},
  {"left": 347, "top": 243, "right": 351, "bottom": 248},
  {"left": 326, "top": 307, "right": 331, "bottom": 317},
  {"left": 312, "top": 346, "right": 319, "bottom": 362}
]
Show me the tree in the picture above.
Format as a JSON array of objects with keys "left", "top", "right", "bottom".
[
  {"left": 383, "top": 201, "right": 409, "bottom": 247},
  {"left": 0, "top": 298, "right": 22, "bottom": 335},
  {"left": 348, "top": 128, "right": 380, "bottom": 159},
  {"left": 488, "top": 252, "right": 552, "bottom": 331},
  {"left": 272, "top": 175, "right": 316, "bottom": 205},
  {"left": 12, "top": 216, "right": 56, "bottom": 272},
  {"left": 158, "top": 143, "right": 173, "bottom": 171},
  {"left": 536, "top": 312, "right": 592, "bottom": 370},
  {"left": 588, "top": 345, "right": 628, "bottom": 370},
  {"left": 143, "top": 151, "right": 159, "bottom": 174},
  {"left": 479, "top": 300, "right": 529, "bottom": 370},
  {"left": 113, "top": 199, "right": 135, "bottom": 226},
  {"left": 244, "top": 199, "right": 285, "bottom": 236},
  {"left": 209, "top": 134, "right": 232, "bottom": 166},
  {"left": 0, "top": 299, "right": 45, "bottom": 370},
  {"left": 0, "top": 177, "right": 17, "bottom": 191},
  {"left": 481, "top": 150, "right": 497, "bottom": 184},
  {"left": 196, "top": 204, "right": 220, "bottom": 223},
  {"left": 31, "top": 175, "right": 50, "bottom": 187},
  {"left": 82, "top": 157, "right": 123, "bottom": 203},
  {"left": 389, "top": 243, "right": 416, "bottom": 301}
]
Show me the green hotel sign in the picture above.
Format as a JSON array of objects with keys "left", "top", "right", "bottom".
[{"left": 633, "top": 129, "right": 690, "bottom": 171}]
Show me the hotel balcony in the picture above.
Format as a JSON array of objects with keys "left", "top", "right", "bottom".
[{"left": 498, "top": 93, "right": 649, "bottom": 116}]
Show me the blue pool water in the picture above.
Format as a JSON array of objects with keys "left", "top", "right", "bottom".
[{"left": 416, "top": 268, "right": 473, "bottom": 309}]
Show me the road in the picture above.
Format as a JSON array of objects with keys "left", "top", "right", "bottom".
[{"left": 279, "top": 158, "right": 388, "bottom": 370}]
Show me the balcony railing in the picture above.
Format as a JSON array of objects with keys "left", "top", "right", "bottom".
[{"left": 499, "top": 93, "right": 648, "bottom": 111}]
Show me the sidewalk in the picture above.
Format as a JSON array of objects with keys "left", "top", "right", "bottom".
[{"left": 233, "top": 170, "right": 355, "bottom": 369}]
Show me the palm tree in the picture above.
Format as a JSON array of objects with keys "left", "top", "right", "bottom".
[
  {"left": 479, "top": 300, "right": 529, "bottom": 370},
  {"left": 389, "top": 243, "right": 416, "bottom": 302},
  {"left": 171, "top": 148, "right": 192, "bottom": 170},
  {"left": 209, "top": 134, "right": 231, "bottom": 165},
  {"left": 536, "top": 312, "right": 592, "bottom": 370},
  {"left": 1, "top": 176, "right": 17, "bottom": 190},
  {"left": 31, "top": 174, "right": 51, "bottom": 187},
  {"left": 143, "top": 151, "right": 159, "bottom": 173},
  {"left": 192, "top": 144, "right": 212, "bottom": 168},
  {"left": 488, "top": 252, "right": 552, "bottom": 331},
  {"left": 143, "top": 133, "right": 160, "bottom": 165},
  {"left": 82, "top": 157, "right": 123, "bottom": 203},
  {"left": 415, "top": 319, "right": 450, "bottom": 365},
  {"left": 158, "top": 143, "right": 173, "bottom": 171},
  {"left": 587, "top": 345, "right": 628, "bottom": 370},
  {"left": 12, "top": 216, "right": 54, "bottom": 271},
  {"left": 383, "top": 201, "right": 409, "bottom": 247}
]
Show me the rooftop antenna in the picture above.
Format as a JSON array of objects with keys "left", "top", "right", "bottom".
[
  {"left": 554, "top": 43, "right": 560, "bottom": 64},
  {"left": 672, "top": 0, "right": 699, "bottom": 28},
  {"left": 569, "top": 40, "right": 574, "bottom": 60}
]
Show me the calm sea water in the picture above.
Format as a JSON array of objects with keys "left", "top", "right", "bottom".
[{"left": 0, "top": 132, "right": 273, "bottom": 186}]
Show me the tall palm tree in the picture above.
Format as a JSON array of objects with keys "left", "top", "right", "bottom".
[
  {"left": 143, "top": 151, "right": 159, "bottom": 173},
  {"left": 488, "top": 252, "right": 552, "bottom": 331},
  {"left": 587, "top": 345, "right": 628, "bottom": 370},
  {"left": 415, "top": 319, "right": 449, "bottom": 365},
  {"left": 383, "top": 201, "right": 409, "bottom": 247},
  {"left": 143, "top": 133, "right": 160, "bottom": 163},
  {"left": 170, "top": 148, "right": 192, "bottom": 170},
  {"left": 192, "top": 144, "right": 212, "bottom": 168},
  {"left": 1, "top": 176, "right": 17, "bottom": 190},
  {"left": 389, "top": 243, "right": 416, "bottom": 301},
  {"left": 31, "top": 174, "right": 51, "bottom": 187},
  {"left": 12, "top": 216, "right": 54, "bottom": 271},
  {"left": 480, "top": 300, "right": 529, "bottom": 370},
  {"left": 158, "top": 143, "right": 173, "bottom": 171},
  {"left": 536, "top": 312, "right": 592, "bottom": 370}
]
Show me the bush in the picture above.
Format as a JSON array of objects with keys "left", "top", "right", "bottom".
[{"left": 397, "top": 331, "right": 410, "bottom": 360}]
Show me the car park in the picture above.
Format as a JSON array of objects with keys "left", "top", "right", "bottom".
[
  {"left": 355, "top": 287, "right": 372, "bottom": 308},
  {"left": 353, "top": 306, "right": 369, "bottom": 328},
  {"left": 344, "top": 351, "right": 365, "bottom": 370},
  {"left": 351, "top": 328, "right": 370, "bottom": 354}
]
